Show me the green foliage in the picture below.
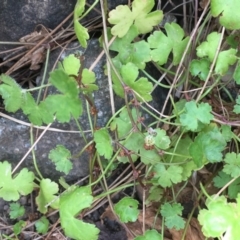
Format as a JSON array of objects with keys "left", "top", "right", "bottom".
[
  {"left": 196, "top": 32, "right": 221, "bottom": 61},
  {"left": 152, "top": 164, "right": 183, "bottom": 187},
  {"left": 146, "top": 186, "right": 164, "bottom": 205},
  {"left": 36, "top": 179, "right": 59, "bottom": 214},
  {"left": 35, "top": 216, "right": 49, "bottom": 234},
  {"left": 0, "top": 161, "right": 35, "bottom": 201},
  {"left": 179, "top": 101, "right": 213, "bottom": 131},
  {"left": 60, "top": 186, "right": 99, "bottom": 240},
  {"left": 148, "top": 23, "right": 190, "bottom": 65},
  {"left": 211, "top": 0, "right": 240, "bottom": 30},
  {"left": 160, "top": 202, "right": 185, "bottom": 230},
  {"left": 108, "top": 0, "right": 163, "bottom": 37},
  {"left": 198, "top": 195, "right": 240, "bottom": 238},
  {"left": 190, "top": 59, "right": 210, "bottom": 81},
  {"left": 110, "top": 25, "right": 151, "bottom": 69},
  {"left": 233, "top": 95, "right": 240, "bottom": 114},
  {"left": 112, "top": 62, "right": 153, "bottom": 101},
  {"left": 13, "top": 220, "right": 26, "bottom": 236},
  {"left": 74, "top": 0, "right": 89, "bottom": 47},
  {"left": 114, "top": 197, "right": 139, "bottom": 223},
  {"left": 223, "top": 152, "right": 240, "bottom": 178},
  {"left": 49, "top": 145, "right": 73, "bottom": 175},
  {"left": 9, "top": 203, "right": 25, "bottom": 219},
  {"left": 189, "top": 126, "right": 226, "bottom": 167},
  {"left": 94, "top": 128, "right": 113, "bottom": 160},
  {"left": 213, "top": 171, "right": 240, "bottom": 199},
  {"left": 110, "top": 107, "right": 139, "bottom": 138},
  {"left": 0, "top": 74, "right": 23, "bottom": 112},
  {"left": 134, "top": 229, "right": 163, "bottom": 240}
]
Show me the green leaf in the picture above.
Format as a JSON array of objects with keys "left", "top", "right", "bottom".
[
  {"left": 148, "top": 30, "right": 172, "bottom": 65},
  {"left": 152, "top": 164, "right": 183, "bottom": 188},
  {"left": 48, "top": 145, "right": 72, "bottom": 175},
  {"left": 160, "top": 203, "right": 185, "bottom": 230},
  {"left": 114, "top": 197, "right": 139, "bottom": 223},
  {"left": 9, "top": 203, "right": 25, "bottom": 219},
  {"left": 118, "top": 132, "right": 144, "bottom": 163},
  {"left": 213, "top": 171, "right": 240, "bottom": 199},
  {"left": 215, "top": 48, "right": 237, "bottom": 75},
  {"left": 35, "top": 216, "right": 49, "bottom": 234},
  {"left": 190, "top": 59, "right": 210, "bottom": 81},
  {"left": 134, "top": 229, "right": 163, "bottom": 240},
  {"left": 110, "top": 108, "right": 139, "bottom": 139},
  {"left": 211, "top": 0, "right": 240, "bottom": 30},
  {"left": 0, "top": 161, "right": 35, "bottom": 201},
  {"left": 148, "top": 23, "right": 190, "bottom": 65},
  {"left": 196, "top": 32, "right": 221, "bottom": 61},
  {"left": 0, "top": 74, "right": 23, "bottom": 112},
  {"left": 166, "top": 136, "right": 197, "bottom": 181},
  {"left": 74, "top": 0, "right": 89, "bottom": 48},
  {"left": 108, "top": 0, "right": 163, "bottom": 37},
  {"left": 220, "top": 124, "right": 233, "bottom": 142},
  {"left": 44, "top": 94, "right": 82, "bottom": 123},
  {"left": 62, "top": 54, "right": 81, "bottom": 76},
  {"left": 94, "top": 128, "right": 113, "bottom": 160},
  {"left": 189, "top": 127, "right": 226, "bottom": 167},
  {"left": 198, "top": 195, "right": 240, "bottom": 238},
  {"left": 179, "top": 101, "right": 213, "bottom": 131},
  {"left": 223, "top": 152, "right": 240, "bottom": 178},
  {"left": 36, "top": 179, "right": 59, "bottom": 214},
  {"left": 13, "top": 220, "right": 26, "bottom": 235},
  {"left": 22, "top": 92, "right": 53, "bottom": 126},
  {"left": 233, "top": 95, "right": 240, "bottom": 114},
  {"left": 49, "top": 69, "right": 79, "bottom": 96},
  {"left": 146, "top": 186, "right": 164, "bottom": 205},
  {"left": 234, "top": 63, "right": 240, "bottom": 84},
  {"left": 120, "top": 62, "right": 153, "bottom": 101},
  {"left": 164, "top": 23, "right": 190, "bottom": 65},
  {"left": 110, "top": 25, "right": 151, "bottom": 69},
  {"left": 81, "top": 69, "right": 98, "bottom": 93},
  {"left": 60, "top": 186, "right": 99, "bottom": 240}
]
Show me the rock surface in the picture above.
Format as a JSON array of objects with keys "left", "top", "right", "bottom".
[{"left": 0, "top": 0, "right": 128, "bottom": 51}]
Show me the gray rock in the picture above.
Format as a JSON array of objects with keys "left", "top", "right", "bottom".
[{"left": 0, "top": 0, "right": 128, "bottom": 51}]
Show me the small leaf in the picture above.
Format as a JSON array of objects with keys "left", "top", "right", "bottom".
[
  {"left": 13, "top": 220, "right": 26, "bottom": 236},
  {"left": 81, "top": 69, "right": 98, "bottom": 93},
  {"left": 110, "top": 108, "right": 139, "bottom": 138},
  {"left": 153, "top": 164, "right": 183, "bottom": 187},
  {"left": 62, "top": 54, "right": 81, "bottom": 76},
  {"left": 190, "top": 59, "right": 210, "bottom": 81},
  {"left": 0, "top": 161, "right": 35, "bottom": 201},
  {"left": 48, "top": 145, "right": 72, "bottom": 175},
  {"left": 114, "top": 197, "right": 139, "bottom": 223},
  {"left": 60, "top": 186, "right": 99, "bottom": 240},
  {"left": 94, "top": 128, "right": 113, "bottom": 160},
  {"left": 36, "top": 179, "right": 59, "bottom": 214},
  {"left": 211, "top": 0, "right": 240, "bottom": 30},
  {"left": 108, "top": 0, "right": 162, "bottom": 37},
  {"left": 22, "top": 92, "right": 54, "bottom": 126},
  {"left": 9, "top": 203, "right": 25, "bottom": 219},
  {"left": 215, "top": 48, "right": 237, "bottom": 75},
  {"left": 196, "top": 32, "right": 221, "bottom": 61},
  {"left": 234, "top": 64, "right": 240, "bottom": 84},
  {"left": 233, "top": 95, "right": 240, "bottom": 114},
  {"left": 134, "top": 229, "right": 163, "bottom": 240},
  {"left": 0, "top": 74, "right": 23, "bottom": 112},
  {"left": 74, "top": 0, "right": 89, "bottom": 48},
  {"left": 35, "top": 216, "right": 49, "bottom": 234},
  {"left": 120, "top": 62, "right": 153, "bottom": 101},
  {"left": 189, "top": 127, "right": 226, "bottom": 167},
  {"left": 179, "top": 101, "right": 213, "bottom": 131},
  {"left": 160, "top": 202, "right": 185, "bottom": 230},
  {"left": 223, "top": 152, "right": 240, "bottom": 178}
]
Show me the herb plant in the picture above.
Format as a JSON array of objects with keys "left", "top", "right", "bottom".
[{"left": 1, "top": 0, "right": 240, "bottom": 239}]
